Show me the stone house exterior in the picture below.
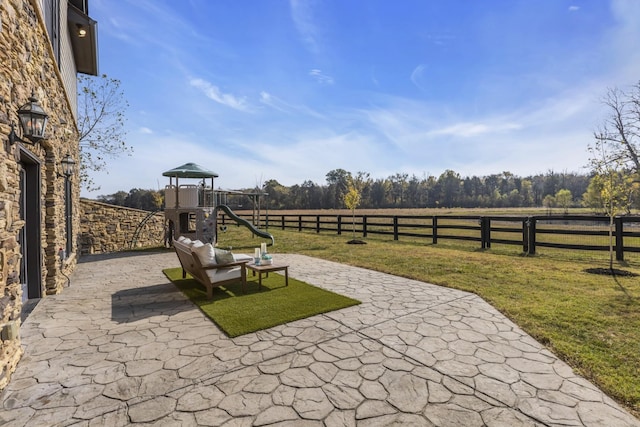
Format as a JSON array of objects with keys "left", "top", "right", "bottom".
[{"left": 0, "top": 0, "right": 98, "bottom": 390}]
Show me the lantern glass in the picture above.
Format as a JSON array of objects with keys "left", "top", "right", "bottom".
[
  {"left": 17, "top": 96, "right": 49, "bottom": 141},
  {"left": 61, "top": 154, "right": 76, "bottom": 177}
]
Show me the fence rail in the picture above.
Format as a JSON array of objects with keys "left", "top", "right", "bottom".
[{"left": 219, "top": 212, "right": 640, "bottom": 261}]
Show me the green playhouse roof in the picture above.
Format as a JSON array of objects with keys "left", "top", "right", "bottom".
[{"left": 162, "top": 163, "right": 219, "bottom": 178}]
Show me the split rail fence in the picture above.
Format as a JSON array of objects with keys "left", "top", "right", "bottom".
[{"left": 219, "top": 213, "right": 640, "bottom": 261}]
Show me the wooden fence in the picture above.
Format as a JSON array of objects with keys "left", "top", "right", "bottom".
[{"left": 219, "top": 213, "right": 640, "bottom": 261}]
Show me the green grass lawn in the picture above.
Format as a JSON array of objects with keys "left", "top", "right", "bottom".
[{"left": 216, "top": 224, "right": 640, "bottom": 416}]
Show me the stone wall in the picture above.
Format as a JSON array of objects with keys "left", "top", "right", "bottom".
[
  {"left": 79, "top": 199, "right": 166, "bottom": 254},
  {"left": 0, "top": 0, "right": 81, "bottom": 390}
]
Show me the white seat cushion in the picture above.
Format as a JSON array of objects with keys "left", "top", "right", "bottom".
[{"left": 205, "top": 266, "right": 242, "bottom": 283}]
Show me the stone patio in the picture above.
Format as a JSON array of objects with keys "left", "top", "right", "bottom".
[{"left": 1, "top": 251, "right": 638, "bottom": 426}]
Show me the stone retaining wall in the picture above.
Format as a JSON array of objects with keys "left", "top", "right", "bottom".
[{"left": 79, "top": 199, "right": 166, "bottom": 254}]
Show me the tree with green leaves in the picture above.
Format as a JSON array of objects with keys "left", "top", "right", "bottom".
[
  {"left": 326, "top": 169, "right": 351, "bottom": 209},
  {"left": 555, "top": 189, "right": 573, "bottom": 214},
  {"left": 97, "top": 188, "right": 162, "bottom": 211},
  {"left": 343, "top": 183, "right": 362, "bottom": 241},
  {"left": 581, "top": 177, "right": 605, "bottom": 213},
  {"left": 588, "top": 129, "right": 639, "bottom": 269},
  {"left": 78, "top": 74, "right": 132, "bottom": 191},
  {"left": 542, "top": 194, "right": 555, "bottom": 215}
]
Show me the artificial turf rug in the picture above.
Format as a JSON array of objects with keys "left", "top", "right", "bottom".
[{"left": 163, "top": 267, "right": 361, "bottom": 337}]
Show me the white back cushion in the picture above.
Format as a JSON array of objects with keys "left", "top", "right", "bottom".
[{"left": 192, "top": 243, "right": 216, "bottom": 266}]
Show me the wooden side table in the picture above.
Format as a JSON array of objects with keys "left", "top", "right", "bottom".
[{"left": 246, "top": 263, "right": 289, "bottom": 290}]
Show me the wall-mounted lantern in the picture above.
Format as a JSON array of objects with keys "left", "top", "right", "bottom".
[
  {"left": 8, "top": 94, "right": 49, "bottom": 145},
  {"left": 59, "top": 154, "right": 76, "bottom": 178}
]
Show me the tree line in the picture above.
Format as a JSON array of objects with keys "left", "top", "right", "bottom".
[
  {"left": 259, "top": 169, "right": 596, "bottom": 211},
  {"left": 94, "top": 168, "right": 637, "bottom": 213}
]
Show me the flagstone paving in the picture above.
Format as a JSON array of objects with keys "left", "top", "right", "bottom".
[{"left": 1, "top": 251, "right": 638, "bottom": 426}]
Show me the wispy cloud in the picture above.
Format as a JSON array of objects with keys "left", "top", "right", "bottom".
[
  {"left": 309, "top": 69, "right": 334, "bottom": 85},
  {"left": 370, "top": 67, "right": 380, "bottom": 87},
  {"left": 139, "top": 127, "right": 153, "bottom": 134},
  {"left": 410, "top": 64, "right": 428, "bottom": 91},
  {"left": 260, "top": 91, "right": 326, "bottom": 119},
  {"left": 568, "top": 5, "right": 580, "bottom": 12},
  {"left": 430, "top": 122, "right": 522, "bottom": 138},
  {"left": 360, "top": 83, "right": 602, "bottom": 175},
  {"left": 290, "top": 0, "right": 321, "bottom": 55},
  {"left": 425, "top": 32, "right": 456, "bottom": 46},
  {"left": 240, "top": 130, "right": 387, "bottom": 185},
  {"left": 609, "top": 0, "right": 640, "bottom": 83},
  {"left": 94, "top": 0, "right": 231, "bottom": 67},
  {"left": 260, "top": 91, "right": 290, "bottom": 113},
  {"left": 190, "top": 78, "right": 250, "bottom": 111}
]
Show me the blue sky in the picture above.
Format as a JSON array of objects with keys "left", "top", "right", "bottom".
[{"left": 84, "top": 0, "right": 640, "bottom": 197}]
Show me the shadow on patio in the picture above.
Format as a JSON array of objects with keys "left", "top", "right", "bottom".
[{"left": 111, "top": 282, "right": 191, "bottom": 323}]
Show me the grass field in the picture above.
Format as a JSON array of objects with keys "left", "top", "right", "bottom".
[{"left": 213, "top": 213, "right": 640, "bottom": 417}]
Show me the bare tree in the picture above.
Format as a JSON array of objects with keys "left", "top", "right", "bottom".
[
  {"left": 77, "top": 74, "right": 132, "bottom": 191},
  {"left": 594, "top": 83, "right": 640, "bottom": 175}
]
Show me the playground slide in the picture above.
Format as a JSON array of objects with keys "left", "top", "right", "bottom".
[{"left": 215, "top": 204, "right": 275, "bottom": 246}]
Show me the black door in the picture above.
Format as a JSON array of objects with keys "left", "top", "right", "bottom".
[{"left": 19, "top": 149, "right": 42, "bottom": 301}]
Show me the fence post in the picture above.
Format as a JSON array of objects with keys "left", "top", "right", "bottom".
[
  {"left": 281, "top": 215, "right": 285, "bottom": 230},
  {"left": 615, "top": 216, "right": 624, "bottom": 261},
  {"left": 432, "top": 216, "right": 438, "bottom": 244},
  {"left": 480, "top": 217, "right": 491, "bottom": 249},
  {"left": 363, "top": 216, "right": 368, "bottom": 238},
  {"left": 522, "top": 219, "right": 529, "bottom": 253},
  {"left": 486, "top": 217, "right": 491, "bottom": 248},
  {"left": 393, "top": 216, "right": 399, "bottom": 241},
  {"left": 528, "top": 217, "right": 536, "bottom": 255},
  {"left": 298, "top": 215, "right": 302, "bottom": 232},
  {"left": 316, "top": 215, "right": 320, "bottom": 233},
  {"left": 337, "top": 215, "right": 342, "bottom": 235}
]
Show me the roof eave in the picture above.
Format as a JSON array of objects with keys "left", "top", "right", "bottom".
[{"left": 67, "top": 3, "right": 99, "bottom": 76}]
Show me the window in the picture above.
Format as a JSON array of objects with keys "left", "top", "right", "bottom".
[
  {"left": 43, "top": 0, "right": 61, "bottom": 66},
  {"left": 179, "top": 212, "right": 197, "bottom": 233}
]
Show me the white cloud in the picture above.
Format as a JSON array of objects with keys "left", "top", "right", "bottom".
[
  {"left": 410, "top": 64, "right": 428, "bottom": 91},
  {"left": 239, "top": 130, "right": 387, "bottom": 186},
  {"left": 309, "top": 69, "right": 334, "bottom": 85},
  {"left": 260, "top": 91, "right": 327, "bottom": 119},
  {"left": 358, "top": 82, "right": 604, "bottom": 178},
  {"left": 84, "top": 125, "right": 372, "bottom": 197},
  {"left": 430, "top": 122, "right": 522, "bottom": 138},
  {"left": 190, "top": 78, "right": 250, "bottom": 111},
  {"left": 568, "top": 6, "right": 580, "bottom": 12},
  {"left": 260, "top": 91, "right": 290, "bottom": 113},
  {"left": 290, "top": 0, "right": 321, "bottom": 55},
  {"left": 139, "top": 127, "right": 153, "bottom": 134}
]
